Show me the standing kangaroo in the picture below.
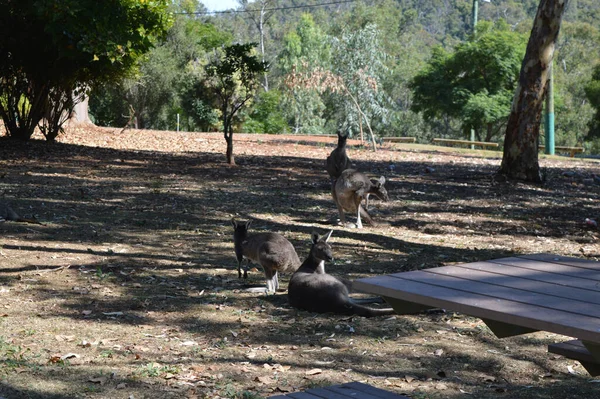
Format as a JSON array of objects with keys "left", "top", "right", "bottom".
[
  {"left": 334, "top": 169, "right": 389, "bottom": 228},
  {"left": 231, "top": 218, "right": 301, "bottom": 293},
  {"left": 288, "top": 230, "right": 395, "bottom": 317},
  {"left": 326, "top": 131, "right": 352, "bottom": 181},
  {"left": 326, "top": 132, "right": 352, "bottom": 208}
]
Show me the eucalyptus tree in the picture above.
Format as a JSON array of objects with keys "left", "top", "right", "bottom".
[
  {"left": 499, "top": 0, "right": 570, "bottom": 182},
  {"left": 330, "top": 23, "right": 390, "bottom": 149},
  {"left": 278, "top": 13, "right": 330, "bottom": 134}
]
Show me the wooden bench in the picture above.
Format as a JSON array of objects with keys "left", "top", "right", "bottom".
[
  {"left": 433, "top": 138, "right": 499, "bottom": 150},
  {"left": 548, "top": 339, "right": 600, "bottom": 376},
  {"left": 538, "top": 145, "right": 584, "bottom": 157},
  {"left": 270, "top": 382, "right": 410, "bottom": 399},
  {"left": 380, "top": 137, "right": 416, "bottom": 144}
]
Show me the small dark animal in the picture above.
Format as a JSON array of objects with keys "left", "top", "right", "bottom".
[
  {"left": 0, "top": 203, "right": 42, "bottom": 225},
  {"left": 231, "top": 218, "right": 301, "bottom": 293},
  {"left": 326, "top": 131, "right": 352, "bottom": 180},
  {"left": 288, "top": 230, "right": 395, "bottom": 317},
  {"left": 333, "top": 169, "right": 389, "bottom": 228}
]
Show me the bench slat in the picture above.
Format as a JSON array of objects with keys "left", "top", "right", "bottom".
[{"left": 270, "top": 382, "right": 409, "bottom": 399}]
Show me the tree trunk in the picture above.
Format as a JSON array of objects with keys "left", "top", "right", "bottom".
[
  {"left": 499, "top": 0, "right": 569, "bottom": 182},
  {"left": 223, "top": 113, "right": 236, "bottom": 165}
]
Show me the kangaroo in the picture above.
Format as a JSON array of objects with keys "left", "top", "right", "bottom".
[
  {"left": 0, "top": 203, "right": 42, "bottom": 225},
  {"left": 326, "top": 131, "right": 352, "bottom": 181},
  {"left": 288, "top": 230, "right": 395, "bottom": 317},
  {"left": 333, "top": 169, "right": 389, "bottom": 228},
  {"left": 231, "top": 218, "right": 301, "bottom": 293}
]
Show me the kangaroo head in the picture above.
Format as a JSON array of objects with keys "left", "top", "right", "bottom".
[
  {"left": 336, "top": 131, "right": 348, "bottom": 148},
  {"left": 310, "top": 230, "right": 334, "bottom": 263},
  {"left": 231, "top": 218, "right": 252, "bottom": 239},
  {"left": 371, "top": 176, "right": 389, "bottom": 201}
]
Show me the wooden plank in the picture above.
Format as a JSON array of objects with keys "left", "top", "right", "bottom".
[
  {"left": 333, "top": 382, "right": 409, "bottom": 399},
  {"left": 549, "top": 340, "right": 600, "bottom": 376},
  {"left": 518, "top": 254, "right": 600, "bottom": 271},
  {"left": 304, "top": 387, "right": 355, "bottom": 399},
  {"left": 270, "top": 392, "right": 324, "bottom": 399},
  {"left": 456, "top": 261, "right": 600, "bottom": 296},
  {"left": 426, "top": 264, "right": 600, "bottom": 305},
  {"left": 354, "top": 274, "right": 600, "bottom": 342},
  {"left": 488, "top": 257, "right": 600, "bottom": 286},
  {"left": 405, "top": 268, "right": 600, "bottom": 318},
  {"left": 271, "top": 383, "right": 410, "bottom": 399}
]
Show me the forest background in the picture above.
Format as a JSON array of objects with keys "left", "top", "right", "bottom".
[{"left": 89, "top": 0, "right": 600, "bottom": 152}]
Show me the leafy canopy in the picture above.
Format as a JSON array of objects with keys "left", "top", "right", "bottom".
[{"left": 410, "top": 20, "right": 527, "bottom": 138}]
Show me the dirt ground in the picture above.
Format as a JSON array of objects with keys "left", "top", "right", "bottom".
[{"left": 1, "top": 126, "right": 600, "bottom": 399}]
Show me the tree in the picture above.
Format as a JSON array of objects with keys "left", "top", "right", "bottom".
[
  {"left": 585, "top": 64, "right": 600, "bottom": 139},
  {"left": 278, "top": 14, "right": 330, "bottom": 134},
  {"left": 499, "top": 0, "right": 570, "bottom": 182},
  {"left": 331, "top": 23, "right": 390, "bottom": 149},
  {"left": 239, "top": 0, "right": 275, "bottom": 91},
  {"left": 205, "top": 43, "right": 267, "bottom": 165},
  {"left": 410, "top": 21, "right": 527, "bottom": 142},
  {"left": 0, "top": 0, "right": 170, "bottom": 141}
]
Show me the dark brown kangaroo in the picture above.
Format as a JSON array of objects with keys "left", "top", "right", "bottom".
[
  {"left": 0, "top": 203, "right": 42, "bottom": 225},
  {"left": 333, "top": 169, "right": 389, "bottom": 228},
  {"left": 288, "top": 230, "right": 395, "bottom": 317},
  {"left": 326, "top": 131, "right": 352, "bottom": 180},
  {"left": 231, "top": 218, "right": 301, "bottom": 293}
]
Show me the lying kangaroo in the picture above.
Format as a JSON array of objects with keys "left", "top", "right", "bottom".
[
  {"left": 326, "top": 131, "right": 352, "bottom": 181},
  {"left": 333, "top": 169, "right": 389, "bottom": 228},
  {"left": 0, "top": 203, "right": 42, "bottom": 224},
  {"left": 288, "top": 230, "right": 395, "bottom": 317},
  {"left": 231, "top": 218, "right": 301, "bottom": 293}
]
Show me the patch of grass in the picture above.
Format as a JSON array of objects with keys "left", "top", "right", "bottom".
[{"left": 0, "top": 336, "right": 33, "bottom": 373}]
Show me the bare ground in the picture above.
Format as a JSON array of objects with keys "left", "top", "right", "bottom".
[{"left": 1, "top": 126, "right": 600, "bottom": 399}]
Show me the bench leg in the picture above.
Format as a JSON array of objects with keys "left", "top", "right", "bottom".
[
  {"left": 383, "top": 297, "right": 434, "bottom": 315},
  {"left": 481, "top": 318, "right": 538, "bottom": 338}
]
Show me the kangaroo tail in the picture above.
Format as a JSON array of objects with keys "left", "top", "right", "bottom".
[{"left": 350, "top": 303, "right": 396, "bottom": 318}]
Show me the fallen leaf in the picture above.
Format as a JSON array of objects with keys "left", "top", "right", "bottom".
[
  {"left": 305, "top": 368, "right": 322, "bottom": 376},
  {"left": 255, "top": 376, "right": 274, "bottom": 385},
  {"left": 434, "top": 348, "right": 444, "bottom": 357}
]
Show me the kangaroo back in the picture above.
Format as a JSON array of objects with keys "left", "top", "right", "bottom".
[{"left": 288, "top": 231, "right": 394, "bottom": 317}]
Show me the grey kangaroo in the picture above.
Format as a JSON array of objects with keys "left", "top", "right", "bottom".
[
  {"left": 0, "top": 203, "right": 42, "bottom": 224},
  {"left": 333, "top": 169, "right": 389, "bottom": 228},
  {"left": 231, "top": 218, "right": 301, "bottom": 293},
  {"left": 288, "top": 230, "right": 395, "bottom": 317}
]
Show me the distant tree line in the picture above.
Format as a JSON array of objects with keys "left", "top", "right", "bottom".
[{"left": 86, "top": 0, "right": 600, "bottom": 152}]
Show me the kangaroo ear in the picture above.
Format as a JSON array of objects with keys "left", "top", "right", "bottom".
[
  {"left": 311, "top": 230, "right": 320, "bottom": 244},
  {"left": 323, "top": 230, "right": 333, "bottom": 242},
  {"left": 378, "top": 176, "right": 386, "bottom": 185},
  {"left": 231, "top": 218, "right": 238, "bottom": 228},
  {"left": 246, "top": 219, "right": 253, "bottom": 229}
]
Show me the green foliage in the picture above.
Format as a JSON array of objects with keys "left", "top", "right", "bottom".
[
  {"left": 205, "top": 43, "right": 268, "bottom": 163},
  {"left": 242, "top": 90, "right": 287, "bottom": 134},
  {"left": 278, "top": 14, "right": 329, "bottom": 134},
  {"left": 331, "top": 23, "right": 390, "bottom": 141},
  {"left": 585, "top": 64, "right": 600, "bottom": 139},
  {"left": 410, "top": 20, "right": 527, "bottom": 141},
  {"left": 0, "top": 0, "right": 171, "bottom": 141}
]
